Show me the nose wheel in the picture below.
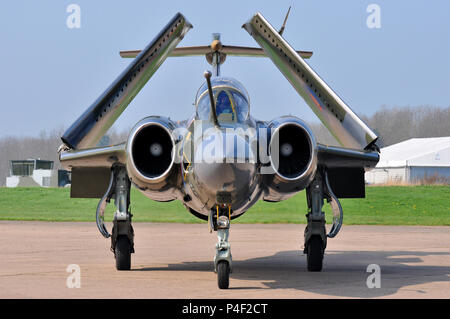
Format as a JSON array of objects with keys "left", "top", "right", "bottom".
[{"left": 217, "top": 260, "right": 230, "bottom": 289}]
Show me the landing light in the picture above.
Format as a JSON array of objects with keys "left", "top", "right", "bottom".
[{"left": 217, "top": 215, "right": 230, "bottom": 229}]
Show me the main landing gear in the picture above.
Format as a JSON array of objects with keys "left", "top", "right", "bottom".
[
  {"left": 210, "top": 206, "right": 232, "bottom": 289},
  {"left": 304, "top": 169, "right": 343, "bottom": 271},
  {"left": 96, "top": 165, "right": 135, "bottom": 271}
]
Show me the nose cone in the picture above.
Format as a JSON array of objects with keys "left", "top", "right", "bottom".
[{"left": 191, "top": 129, "right": 257, "bottom": 205}]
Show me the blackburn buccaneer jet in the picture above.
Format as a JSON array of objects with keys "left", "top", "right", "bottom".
[{"left": 59, "top": 12, "right": 380, "bottom": 289}]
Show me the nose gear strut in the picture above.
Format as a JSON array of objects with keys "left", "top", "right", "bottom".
[{"left": 210, "top": 205, "right": 232, "bottom": 289}]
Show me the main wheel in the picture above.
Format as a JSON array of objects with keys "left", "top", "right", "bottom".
[
  {"left": 307, "top": 236, "right": 324, "bottom": 272},
  {"left": 115, "top": 235, "right": 131, "bottom": 270},
  {"left": 217, "top": 261, "right": 230, "bottom": 289}
]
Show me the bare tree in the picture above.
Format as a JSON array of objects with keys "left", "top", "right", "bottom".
[{"left": 364, "top": 105, "right": 450, "bottom": 147}]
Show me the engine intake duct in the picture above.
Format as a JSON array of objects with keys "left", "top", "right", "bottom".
[
  {"left": 126, "top": 116, "right": 180, "bottom": 183},
  {"left": 126, "top": 117, "right": 181, "bottom": 202},
  {"left": 263, "top": 117, "right": 317, "bottom": 202},
  {"left": 272, "top": 124, "right": 312, "bottom": 179},
  {"left": 131, "top": 124, "right": 173, "bottom": 179}
]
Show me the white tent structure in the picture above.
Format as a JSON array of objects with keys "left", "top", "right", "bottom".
[{"left": 365, "top": 137, "right": 450, "bottom": 184}]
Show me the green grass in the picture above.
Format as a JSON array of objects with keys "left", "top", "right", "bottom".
[{"left": 0, "top": 186, "right": 449, "bottom": 225}]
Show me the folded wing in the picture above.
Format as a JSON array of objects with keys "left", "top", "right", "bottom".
[
  {"left": 243, "top": 13, "right": 378, "bottom": 150},
  {"left": 61, "top": 12, "right": 192, "bottom": 150},
  {"left": 60, "top": 143, "right": 126, "bottom": 169}
]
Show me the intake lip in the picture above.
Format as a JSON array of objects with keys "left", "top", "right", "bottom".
[
  {"left": 127, "top": 118, "right": 175, "bottom": 183},
  {"left": 269, "top": 121, "right": 316, "bottom": 181}
]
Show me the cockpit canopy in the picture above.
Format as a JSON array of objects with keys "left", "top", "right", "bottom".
[{"left": 195, "top": 77, "right": 250, "bottom": 123}]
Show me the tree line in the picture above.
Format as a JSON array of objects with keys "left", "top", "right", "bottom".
[
  {"left": 307, "top": 105, "right": 450, "bottom": 147},
  {"left": 0, "top": 105, "right": 449, "bottom": 186}
]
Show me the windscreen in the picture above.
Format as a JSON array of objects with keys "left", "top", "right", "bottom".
[{"left": 195, "top": 77, "right": 250, "bottom": 123}]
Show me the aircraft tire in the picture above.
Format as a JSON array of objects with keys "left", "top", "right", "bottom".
[
  {"left": 217, "top": 261, "right": 230, "bottom": 289},
  {"left": 115, "top": 235, "right": 131, "bottom": 270},
  {"left": 307, "top": 236, "right": 324, "bottom": 271}
]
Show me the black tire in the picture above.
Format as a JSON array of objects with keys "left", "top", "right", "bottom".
[
  {"left": 217, "top": 261, "right": 230, "bottom": 289},
  {"left": 307, "top": 236, "right": 324, "bottom": 272},
  {"left": 115, "top": 235, "right": 131, "bottom": 270}
]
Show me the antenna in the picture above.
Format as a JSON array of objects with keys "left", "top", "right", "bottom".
[{"left": 278, "top": 6, "right": 291, "bottom": 36}]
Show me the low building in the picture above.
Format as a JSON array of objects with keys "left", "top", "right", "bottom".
[
  {"left": 365, "top": 137, "right": 450, "bottom": 184},
  {"left": 6, "top": 159, "right": 71, "bottom": 187}
]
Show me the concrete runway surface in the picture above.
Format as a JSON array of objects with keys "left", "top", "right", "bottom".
[{"left": 0, "top": 221, "right": 449, "bottom": 298}]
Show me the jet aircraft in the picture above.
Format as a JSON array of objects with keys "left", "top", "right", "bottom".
[{"left": 59, "top": 12, "right": 380, "bottom": 289}]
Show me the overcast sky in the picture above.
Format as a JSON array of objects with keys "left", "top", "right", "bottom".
[{"left": 0, "top": 0, "right": 449, "bottom": 138}]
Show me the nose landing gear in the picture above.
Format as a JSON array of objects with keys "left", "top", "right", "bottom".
[{"left": 210, "top": 205, "right": 232, "bottom": 289}]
